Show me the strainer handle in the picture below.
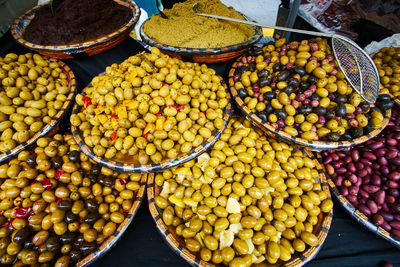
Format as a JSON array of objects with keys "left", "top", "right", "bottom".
[{"left": 194, "top": 13, "right": 334, "bottom": 38}]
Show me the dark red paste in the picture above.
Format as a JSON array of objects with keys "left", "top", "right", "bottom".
[{"left": 24, "top": 0, "right": 132, "bottom": 45}]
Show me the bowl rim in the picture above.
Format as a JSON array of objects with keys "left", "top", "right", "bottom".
[
  {"left": 147, "top": 147, "right": 333, "bottom": 267},
  {"left": 77, "top": 173, "right": 148, "bottom": 266},
  {"left": 228, "top": 60, "right": 392, "bottom": 151},
  {"left": 315, "top": 152, "right": 400, "bottom": 249},
  {"left": 139, "top": 14, "right": 263, "bottom": 55},
  {"left": 10, "top": 0, "right": 140, "bottom": 51},
  {"left": 0, "top": 57, "right": 77, "bottom": 164},
  {"left": 71, "top": 73, "right": 233, "bottom": 173}
]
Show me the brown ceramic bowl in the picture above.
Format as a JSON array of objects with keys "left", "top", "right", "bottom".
[
  {"left": 0, "top": 58, "right": 76, "bottom": 164},
  {"left": 71, "top": 73, "right": 233, "bottom": 173},
  {"left": 11, "top": 0, "right": 140, "bottom": 59},
  {"left": 147, "top": 142, "right": 333, "bottom": 267},
  {"left": 228, "top": 59, "right": 392, "bottom": 151},
  {"left": 77, "top": 173, "right": 147, "bottom": 266},
  {"left": 139, "top": 16, "right": 263, "bottom": 63}
]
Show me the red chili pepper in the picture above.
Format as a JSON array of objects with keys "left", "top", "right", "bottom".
[
  {"left": 158, "top": 68, "right": 161, "bottom": 72},
  {"left": 1, "top": 222, "right": 8, "bottom": 227},
  {"left": 31, "top": 180, "right": 38, "bottom": 185},
  {"left": 170, "top": 104, "right": 185, "bottom": 110},
  {"left": 54, "top": 169, "right": 65, "bottom": 180},
  {"left": 110, "top": 114, "right": 119, "bottom": 119},
  {"left": 42, "top": 178, "right": 52, "bottom": 189},
  {"left": 14, "top": 207, "right": 32, "bottom": 219},
  {"left": 82, "top": 96, "right": 92, "bottom": 108},
  {"left": 156, "top": 108, "right": 164, "bottom": 116},
  {"left": 9, "top": 219, "right": 16, "bottom": 230},
  {"left": 143, "top": 132, "right": 149, "bottom": 139},
  {"left": 119, "top": 178, "right": 127, "bottom": 185},
  {"left": 162, "top": 81, "right": 167, "bottom": 85},
  {"left": 111, "top": 131, "right": 117, "bottom": 141},
  {"left": 202, "top": 111, "right": 206, "bottom": 115},
  {"left": 123, "top": 69, "right": 127, "bottom": 73},
  {"left": 56, "top": 198, "right": 61, "bottom": 204}
]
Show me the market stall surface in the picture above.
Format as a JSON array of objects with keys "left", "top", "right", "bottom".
[{"left": 0, "top": 31, "right": 399, "bottom": 267}]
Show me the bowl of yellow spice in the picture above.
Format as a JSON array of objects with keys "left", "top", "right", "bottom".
[{"left": 140, "top": 0, "right": 263, "bottom": 63}]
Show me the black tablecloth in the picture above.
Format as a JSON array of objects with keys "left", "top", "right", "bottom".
[{"left": 1, "top": 31, "right": 399, "bottom": 267}]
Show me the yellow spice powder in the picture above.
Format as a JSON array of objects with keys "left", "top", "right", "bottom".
[{"left": 143, "top": 0, "right": 255, "bottom": 48}]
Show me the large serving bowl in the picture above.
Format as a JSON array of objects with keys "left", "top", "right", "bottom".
[
  {"left": 147, "top": 117, "right": 333, "bottom": 267},
  {"left": 0, "top": 58, "right": 76, "bottom": 164},
  {"left": 11, "top": 0, "right": 140, "bottom": 59},
  {"left": 139, "top": 16, "right": 263, "bottom": 63}
]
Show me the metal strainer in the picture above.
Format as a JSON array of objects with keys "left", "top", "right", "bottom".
[{"left": 192, "top": 4, "right": 380, "bottom": 103}]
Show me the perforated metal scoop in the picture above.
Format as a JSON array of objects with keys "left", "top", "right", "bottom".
[{"left": 193, "top": 3, "right": 380, "bottom": 103}]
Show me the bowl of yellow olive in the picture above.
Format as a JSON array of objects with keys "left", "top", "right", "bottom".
[
  {"left": 0, "top": 53, "right": 76, "bottom": 164},
  {"left": 371, "top": 47, "right": 400, "bottom": 107},
  {"left": 70, "top": 48, "right": 232, "bottom": 173},
  {"left": 229, "top": 39, "right": 392, "bottom": 151},
  {"left": 148, "top": 117, "right": 333, "bottom": 266},
  {"left": 0, "top": 133, "right": 147, "bottom": 266}
]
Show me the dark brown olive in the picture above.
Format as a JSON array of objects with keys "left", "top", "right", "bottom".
[
  {"left": 335, "top": 103, "right": 347, "bottom": 117},
  {"left": 83, "top": 213, "right": 100, "bottom": 225},
  {"left": 283, "top": 84, "right": 296, "bottom": 95},
  {"left": 103, "top": 176, "right": 114, "bottom": 187},
  {"left": 335, "top": 95, "right": 347, "bottom": 103},
  {"left": 60, "top": 232, "right": 76, "bottom": 244},
  {"left": 70, "top": 249, "right": 81, "bottom": 262},
  {"left": 24, "top": 240, "right": 34, "bottom": 250},
  {"left": 327, "top": 132, "right": 340, "bottom": 142},
  {"left": 68, "top": 151, "right": 80, "bottom": 162},
  {"left": 264, "top": 92, "right": 276, "bottom": 101},
  {"left": 12, "top": 228, "right": 31, "bottom": 245},
  {"left": 91, "top": 165, "right": 101, "bottom": 175},
  {"left": 350, "top": 127, "right": 363, "bottom": 138},
  {"left": 293, "top": 66, "right": 306, "bottom": 76},
  {"left": 58, "top": 200, "right": 72, "bottom": 211},
  {"left": 325, "top": 109, "right": 335, "bottom": 121},
  {"left": 259, "top": 77, "right": 271, "bottom": 88},
  {"left": 45, "top": 236, "right": 60, "bottom": 252},
  {"left": 273, "top": 63, "right": 282, "bottom": 72},
  {"left": 360, "top": 102, "right": 370, "bottom": 112},
  {"left": 85, "top": 199, "right": 98, "bottom": 213},
  {"left": 258, "top": 69, "right": 270, "bottom": 78},
  {"left": 51, "top": 156, "right": 63, "bottom": 169},
  {"left": 307, "top": 75, "right": 317, "bottom": 84},
  {"left": 277, "top": 70, "right": 290, "bottom": 81},
  {"left": 26, "top": 155, "right": 36, "bottom": 168},
  {"left": 88, "top": 174, "right": 97, "bottom": 184},
  {"left": 80, "top": 242, "right": 96, "bottom": 255},
  {"left": 275, "top": 110, "right": 287, "bottom": 120},
  {"left": 288, "top": 78, "right": 299, "bottom": 87},
  {"left": 65, "top": 211, "right": 77, "bottom": 224},
  {"left": 314, "top": 107, "right": 326, "bottom": 115},
  {"left": 299, "top": 82, "right": 310, "bottom": 90}
]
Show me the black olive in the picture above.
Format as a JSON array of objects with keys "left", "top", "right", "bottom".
[
  {"left": 325, "top": 110, "right": 336, "bottom": 121},
  {"left": 258, "top": 77, "right": 271, "bottom": 88},
  {"left": 335, "top": 103, "right": 346, "bottom": 117},
  {"left": 12, "top": 228, "right": 30, "bottom": 245},
  {"left": 364, "top": 124, "right": 375, "bottom": 134},
  {"left": 26, "top": 155, "right": 36, "bottom": 168},
  {"left": 86, "top": 199, "right": 99, "bottom": 213},
  {"left": 264, "top": 91, "right": 275, "bottom": 101},
  {"left": 307, "top": 75, "right": 317, "bottom": 84},
  {"left": 293, "top": 66, "right": 306, "bottom": 76},
  {"left": 87, "top": 174, "right": 97, "bottom": 184},
  {"left": 359, "top": 102, "right": 370, "bottom": 113},
  {"left": 60, "top": 232, "right": 76, "bottom": 244},
  {"left": 265, "top": 104, "right": 274, "bottom": 114},
  {"left": 98, "top": 174, "right": 106, "bottom": 185},
  {"left": 327, "top": 132, "right": 341, "bottom": 142},
  {"left": 247, "top": 46, "right": 263, "bottom": 56},
  {"left": 288, "top": 78, "right": 300, "bottom": 88},
  {"left": 58, "top": 199, "right": 72, "bottom": 211},
  {"left": 91, "top": 165, "right": 101, "bottom": 176},
  {"left": 104, "top": 176, "right": 114, "bottom": 187},
  {"left": 84, "top": 213, "right": 100, "bottom": 225},
  {"left": 370, "top": 107, "right": 383, "bottom": 113},
  {"left": 350, "top": 127, "right": 364, "bottom": 138},
  {"left": 65, "top": 211, "right": 77, "bottom": 224},
  {"left": 299, "top": 105, "right": 312, "bottom": 115},
  {"left": 273, "top": 63, "right": 282, "bottom": 72},
  {"left": 258, "top": 112, "right": 268, "bottom": 121},
  {"left": 68, "top": 150, "right": 80, "bottom": 163},
  {"left": 283, "top": 84, "right": 296, "bottom": 95},
  {"left": 258, "top": 69, "right": 270, "bottom": 78},
  {"left": 275, "top": 110, "right": 287, "bottom": 120},
  {"left": 70, "top": 250, "right": 82, "bottom": 262},
  {"left": 80, "top": 242, "right": 97, "bottom": 255},
  {"left": 377, "top": 101, "right": 393, "bottom": 111},
  {"left": 365, "top": 113, "right": 371, "bottom": 121},
  {"left": 277, "top": 70, "right": 290, "bottom": 81},
  {"left": 238, "top": 89, "right": 248, "bottom": 99},
  {"left": 76, "top": 234, "right": 85, "bottom": 244},
  {"left": 299, "top": 82, "right": 310, "bottom": 90},
  {"left": 310, "top": 94, "right": 320, "bottom": 101},
  {"left": 248, "top": 63, "right": 256, "bottom": 72},
  {"left": 314, "top": 107, "right": 326, "bottom": 115},
  {"left": 341, "top": 132, "right": 352, "bottom": 141},
  {"left": 51, "top": 156, "right": 63, "bottom": 169},
  {"left": 335, "top": 95, "right": 347, "bottom": 103},
  {"left": 46, "top": 236, "right": 60, "bottom": 252},
  {"left": 377, "top": 94, "right": 391, "bottom": 102}
]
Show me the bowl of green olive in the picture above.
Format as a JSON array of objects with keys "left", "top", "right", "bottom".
[
  {"left": 229, "top": 39, "right": 392, "bottom": 151},
  {"left": 0, "top": 133, "right": 147, "bottom": 266},
  {"left": 147, "top": 117, "right": 333, "bottom": 266},
  {"left": 0, "top": 52, "right": 76, "bottom": 164},
  {"left": 70, "top": 48, "right": 232, "bottom": 173}
]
